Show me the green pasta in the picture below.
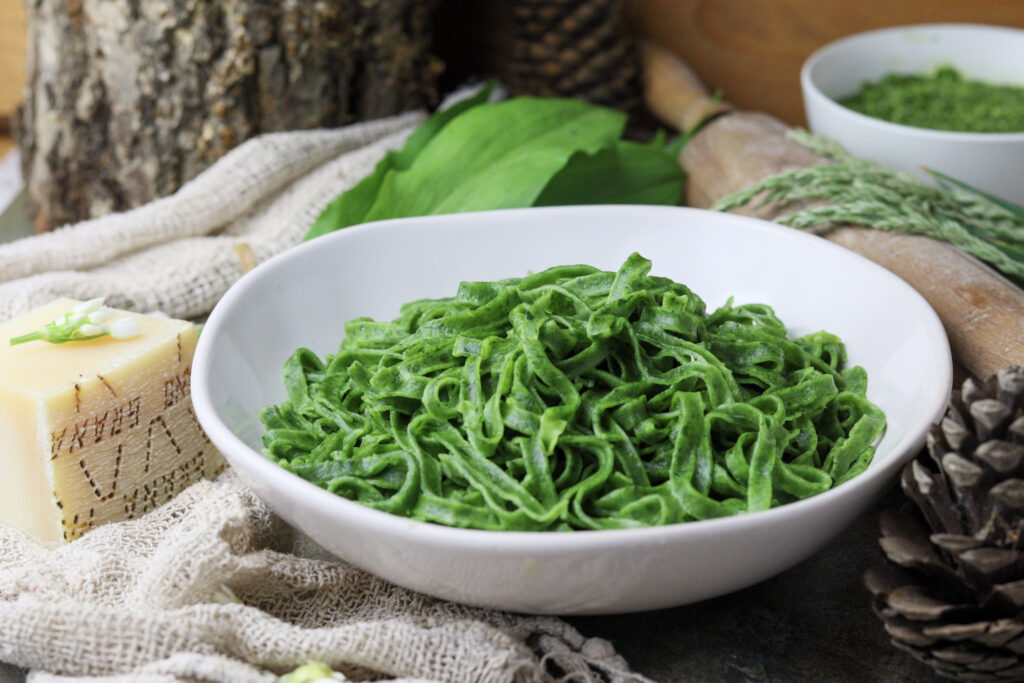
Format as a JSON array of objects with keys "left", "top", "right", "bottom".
[{"left": 259, "top": 253, "right": 885, "bottom": 531}]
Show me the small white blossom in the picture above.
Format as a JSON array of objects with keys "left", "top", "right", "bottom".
[
  {"left": 279, "top": 661, "right": 348, "bottom": 683},
  {"left": 88, "top": 309, "right": 113, "bottom": 324},
  {"left": 207, "top": 584, "right": 242, "bottom": 605},
  {"left": 10, "top": 298, "right": 141, "bottom": 346},
  {"left": 73, "top": 298, "right": 105, "bottom": 315},
  {"left": 109, "top": 317, "right": 140, "bottom": 340}
]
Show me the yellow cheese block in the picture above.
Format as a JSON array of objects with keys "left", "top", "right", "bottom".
[{"left": 0, "top": 299, "right": 225, "bottom": 544}]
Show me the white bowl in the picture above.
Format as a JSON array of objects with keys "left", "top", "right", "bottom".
[
  {"left": 191, "top": 205, "right": 951, "bottom": 614},
  {"left": 801, "top": 23, "right": 1024, "bottom": 204}
]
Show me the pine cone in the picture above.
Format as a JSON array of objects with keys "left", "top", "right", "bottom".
[
  {"left": 866, "top": 366, "right": 1024, "bottom": 681},
  {"left": 503, "top": 0, "right": 641, "bottom": 111}
]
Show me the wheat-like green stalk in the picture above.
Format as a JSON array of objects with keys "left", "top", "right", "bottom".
[{"left": 712, "top": 130, "right": 1024, "bottom": 287}]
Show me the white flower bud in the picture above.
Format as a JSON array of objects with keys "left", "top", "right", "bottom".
[
  {"left": 73, "top": 298, "right": 105, "bottom": 315},
  {"left": 109, "top": 317, "right": 140, "bottom": 339},
  {"left": 207, "top": 584, "right": 242, "bottom": 605},
  {"left": 88, "top": 309, "right": 113, "bottom": 324},
  {"left": 78, "top": 324, "right": 105, "bottom": 337}
]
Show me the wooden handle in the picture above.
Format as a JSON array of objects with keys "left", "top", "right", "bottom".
[
  {"left": 640, "top": 41, "right": 733, "bottom": 131},
  {"left": 641, "top": 44, "right": 1024, "bottom": 381}
]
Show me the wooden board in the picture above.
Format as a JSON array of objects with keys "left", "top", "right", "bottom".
[
  {"left": 627, "top": 0, "right": 1024, "bottom": 126},
  {"left": 0, "top": 0, "right": 27, "bottom": 125}
]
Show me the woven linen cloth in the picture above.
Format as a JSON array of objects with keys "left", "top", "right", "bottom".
[
  {"left": 0, "top": 114, "right": 648, "bottom": 682},
  {"left": 1, "top": 472, "right": 642, "bottom": 683},
  {"left": 0, "top": 111, "right": 424, "bottom": 323}
]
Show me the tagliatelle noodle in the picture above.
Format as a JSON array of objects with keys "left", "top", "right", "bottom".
[{"left": 260, "top": 253, "right": 885, "bottom": 531}]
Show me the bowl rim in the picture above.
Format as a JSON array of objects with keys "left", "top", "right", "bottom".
[
  {"left": 191, "top": 204, "right": 953, "bottom": 552},
  {"left": 801, "top": 22, "right": 1024, "bottom": 143}
]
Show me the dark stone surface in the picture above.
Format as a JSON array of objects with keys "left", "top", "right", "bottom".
[
  {"left": 567, "top": 486, "right": 943, "bottom": 682},
  {"left": 0, "top": 664, "right": 21, "bottom": 683}
]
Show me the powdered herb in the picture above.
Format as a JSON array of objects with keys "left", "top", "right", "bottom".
[{"left": 839, "top": 66, "right": 1024, "bottom": 133}]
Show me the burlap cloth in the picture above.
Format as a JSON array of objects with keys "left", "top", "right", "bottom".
[{"left": 0, "top": 113, "right": 649, "bottom": 683}]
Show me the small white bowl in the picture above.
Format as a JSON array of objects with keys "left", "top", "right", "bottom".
[
  {"left": 191, "top": 205, "right": 951, "bottom": 614},
  {"left": 802, "top": 23, "right": 1024, "bottom": 203}
]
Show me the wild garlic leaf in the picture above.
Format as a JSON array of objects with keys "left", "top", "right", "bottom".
[
  {"left": 535, "top": 133, "right": 686, "bottom": 207},
  {"left": 305, "top": 95, "right": 687, "bottom": 242},
  {"left": 360, "top": 97, "right": 625, "bottom": 221},
  {"left": 304, "top": 86, "right": 494, "bottom": 241}
]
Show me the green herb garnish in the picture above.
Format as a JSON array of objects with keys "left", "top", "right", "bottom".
[
  {"left": 9, "top": 298, "right": 140, "bottom": 346},
  {"left": 713, "top": 130, "right": 1024, "bottom": 288},
  {"left": 839, "top": 66, "right": 1024, "bottom": 133},
  {"left": 304, "top": 91, "right": 685, "bottom": 241},
  {"left": 259, "top": 253, "right": 884, "bottom": 531}
]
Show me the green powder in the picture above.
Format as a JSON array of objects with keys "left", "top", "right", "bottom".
[{"left": 839, "top": 66, "right": 1024, "bottom": 133}]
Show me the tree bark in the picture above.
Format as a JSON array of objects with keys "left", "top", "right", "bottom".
[{"left": 17, "top": 0, "right": 440, "bottom": 231}]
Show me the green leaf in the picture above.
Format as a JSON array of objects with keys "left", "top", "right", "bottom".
[
  {"left": 359, "top": 97, "right": 626, "bottom": 221},
  {"left": 535, "top": 133, "right": 685, "bottom": 207},
  {"left": 926, "top": 167, "right": 1024, "bottom": 221},
  {"left": 304, "top": 94, "right": 687, "bottom": 242},
  {"left": 395, "top": 85, "right": 496, "bottom": 170},
  {"left": 665, "top": 133, "right": 688, "bottom": 159},
  {"left": 304, "top": 85, "right": 494, "bottom": 241}
]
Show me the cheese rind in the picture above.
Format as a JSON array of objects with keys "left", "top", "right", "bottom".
[{"left": 0, "top": 299, "right": 225, "bottom": 544}]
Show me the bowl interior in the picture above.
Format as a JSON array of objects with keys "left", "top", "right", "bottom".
[
  {"left": 197, "top": 205, "right": 950, "bottom": 498},
  {"left": 801, "top": 24, "right": 1024, "bottom": 203},
  {"left": 806, "top": 23, "right": 1024, "bottom": 103},
  {"left": 193, "top": 205, "right": 952, "bottom": 612}
]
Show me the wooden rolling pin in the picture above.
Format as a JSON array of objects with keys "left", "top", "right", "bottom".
[{"left": 641, "top": 42, "right": 1024, "bottom": 381}]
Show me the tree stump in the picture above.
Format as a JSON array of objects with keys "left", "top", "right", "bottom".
[{"left": 17, "top": 0, "right": 441, "bottom": 231}]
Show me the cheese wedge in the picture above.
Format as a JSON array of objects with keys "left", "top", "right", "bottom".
[{"left": 0, "top": 299, "right": 225, "bottom": 544}]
